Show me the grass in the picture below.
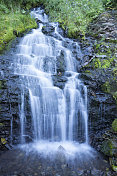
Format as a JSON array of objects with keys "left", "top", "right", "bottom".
[
  {"left": 42, "top": 0, "right": 116, "bottom": 38},
  {"left": 0, "top": 1, "right": 38, "bottom": 53},
  {"left": 0, "top": 0, "right": 116, "bottom": 52},
  {"left": 42, "top": 0, "right": 105, "bottom": 38}
]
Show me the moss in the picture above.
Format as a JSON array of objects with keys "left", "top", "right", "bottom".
[
  {"left": 101, "top": 139, "right": 117, "bottom": 157},
  {"left": 94, "top": 58, "right": 102, "bottom": 68},
  {"left": 102, "top": 81, "right": 117, "bottom": 104},
  {"left": 0, "top": 11, "right": 37, "bottom": 53},
  {"left": 113, "top": 92, "right": 117, "bottom": 104},
  {"left": 92, "top": 56, "right": 116, "bottom": 69},
  {"left": 112, "top": 119, "right": 117, "bottom": 132},
  {"left": 112, "top": 165, "right": 117, "bottom": 172},
  {"left": 101, "top": 59, "right": 111, "bottom": 68},
  {"left": 0, "top": 122, "right": 3, "bottom": 126},
  {"left": 101, "top": 140, "right": 113, "bottom": 157},
  {"left": 92, "top": 40, "right": 117, "bottom": 69},
  {"left": 84, "top": 70, "right": 91, "bottom": 74},
  {"left": 113, "top": 67, "right": 117, "bottom": 76},
  {"left": 1, "top": 138, "right": 7, "bottom": 145},
  {"left": 102, "top": 81, "right": 110, "bottom": 93}
]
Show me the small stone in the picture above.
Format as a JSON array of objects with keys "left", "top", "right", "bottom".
[{"left": 58, "top": 145, "right": 66, "bottom": 152}]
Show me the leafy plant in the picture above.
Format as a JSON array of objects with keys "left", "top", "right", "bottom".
[
  {"left": 0, "top": 0, "right": 38, "bottom": 53},
  {"left": 42, "top": 0, "right": 105, "bottom": 37}
]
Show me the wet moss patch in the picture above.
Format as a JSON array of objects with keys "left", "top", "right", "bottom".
[{"left": 112, "top": 119, "right": 117, "bottom": 133}]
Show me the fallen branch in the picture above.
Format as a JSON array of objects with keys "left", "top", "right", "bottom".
[{"left": 82, "top": 55, "right": 95, "bottom": 67}]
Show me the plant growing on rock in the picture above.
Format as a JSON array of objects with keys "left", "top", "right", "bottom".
[{"left": 112, "top": 119, "right": 117, "bottom": 132}]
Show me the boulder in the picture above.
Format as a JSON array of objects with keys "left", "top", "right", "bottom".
[{"left": 42, "top": 24, "right": 55, "bottom": 35}]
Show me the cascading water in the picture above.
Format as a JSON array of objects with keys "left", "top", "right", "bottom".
[{"left": 15, "top": 7, "right": 89, "bottom": 155}]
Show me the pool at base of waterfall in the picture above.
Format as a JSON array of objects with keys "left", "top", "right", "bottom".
[{"left": 0, "top": 142, "right": 109, "bottom": 176}]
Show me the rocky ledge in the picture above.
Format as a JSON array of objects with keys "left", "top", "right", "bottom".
[{"left": 80, "top": 9, "right": 117, "bottom": 173}]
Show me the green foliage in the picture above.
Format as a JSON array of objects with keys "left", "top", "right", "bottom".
[
  {"left": 0, "top": 0, "right": 116, "bottom": 52},
  {"left": 112, "top": 119, "right": 117, "bottom": 132},
  {"left": 42, "top": 0, "right": 105, "bottom": 37},
  {"left": 93, "top": 56, "right": 115, "bottom": 69},
  {"left": 112, "top": 165, "right": 117, "bottom": 172},
  {"left": 113, "top": 92, "right": 117, "bottom": 104},
  {"left": 102, "top": 81, "right": 111, "bottom": 93},
  {"left": 102, "top": 0, "right": 117, "bottom": 8},
  {"left": 0, "top": 3, "right": 10, "bottom": 13},
  {"left": 0, "top": 123, "right": 4, "bottom": 126},
  {"left": 92, "top": 40, "right": 117, "bottom": 69},
  {"left": 42, "top": 0, "right": 117, "bottom": 36},
  {"left": 0, "top": 0, "right": 42, "bottom": 10},
  {"left": 101, "top": 139, "right": 113, "bottom": 157},
  {"left": 102, "top": 81, "right": 117, "bottom": 104},
  {"left": 0, "top": 0, "right": 38, "bottom": 53}
]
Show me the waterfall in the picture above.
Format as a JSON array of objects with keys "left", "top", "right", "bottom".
[
  {"left": 15, "top": 7, "right": 88, "bottom": 152},
  {"left": 20, "top": 90, "right": 26, "bottom": 143}
]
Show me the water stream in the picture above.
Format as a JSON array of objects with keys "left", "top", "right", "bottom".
[{"left": 15, "top": 7, "right": 89, "bottom": 156}]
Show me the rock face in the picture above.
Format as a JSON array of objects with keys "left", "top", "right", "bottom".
[
  {"left": 0, "top": 39, "right": 22, "bottom": 151},
  {"left": 89, "top": 10, "right": 117, "bottom": 42},
  {"left": 100, "top": 127, "right": 117, "bottom": 172},
  {"left": 80, "top": 71, "right": 117, "bottom": 135},
  {"left": 79, "top": 9, "right": 117, "bottom": 174}
]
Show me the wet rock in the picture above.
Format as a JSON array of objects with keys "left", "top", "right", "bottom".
[
  {"left": 58, "top": 145, "right": 66, "bottom": 152},
  {"left": 56, "top": 50, "right": 66, "bottom": 74},
  {"left": 91, "top": 169, "right": 104, "bottom": 176},
  {"left": 42, "top": 24, "right": 55, "bottom": 35},
  {"left": 35, "top": 18, "right": 42, "bottom": 24},
  {"left": 88, "top": 10, "right": 117, "bottom": 44},
  {"left": 0, "top": 41, "right": 24, "bottom": 148},
  {"left": 56, "top": 146, "right": 66, "bottom": 163},
  {"left": 80, "top": 63, "right": 117, "bottom": 146},
  {"left": 52, "top": 75, "right": 68, "bottom": 89}
]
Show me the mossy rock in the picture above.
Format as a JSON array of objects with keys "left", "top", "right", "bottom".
[
  {"left": 84, "top": 70, "right": 91, "bottom": 74},
  {"left": 0, "top": 123, "right": 4, "bottom": 126},
  {"left": 1, "top": 138, "right": 7, "bottom": 145},
  {"left": 112, "top": 165, "right": 117, "bottom": 172},
  {"left": 112, "top": 119, "right": 117, "bottom": 132},
  {"left": 113, "top": 92, "right": 117, "bottom": 105},
  {"left": 102, "top": 81, "right": 117, "bottom": 104},
  {"left": 101, "top": 139, "right": 117, "bottom": 157}
]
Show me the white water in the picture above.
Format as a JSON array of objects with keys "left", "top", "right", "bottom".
[{"left": 15, "top": 8, "right": 89, "bottom": 155}]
